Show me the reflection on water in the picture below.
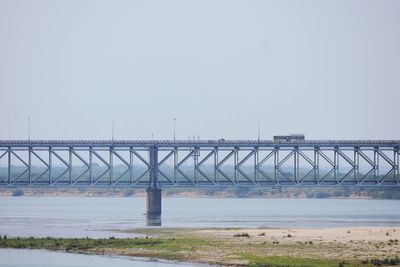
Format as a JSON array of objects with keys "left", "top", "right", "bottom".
[
  {"left": 0, "top": 248, "right": 204, "bottom": 267},
  {"left": 147, "top": 214, "right": 162, "bottom": 226},
  {"left": 1, "top": 197, "right": 400, "bottom": 238}
]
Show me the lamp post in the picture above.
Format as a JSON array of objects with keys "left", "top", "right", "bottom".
[
  {"left": 28, "top": 117, "right": 31, "bottom": 142},
  {"left": 173, "top": 118, "right": 176, "bottom": 141}
]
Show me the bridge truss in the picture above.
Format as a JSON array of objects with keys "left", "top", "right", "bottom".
[{"left": 0, "top": 140, "right": 399, "bottom": 187}]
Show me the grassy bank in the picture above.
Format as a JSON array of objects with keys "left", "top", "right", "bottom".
[{"left": 1, "top": 227, "right": 400, "bottom": 267}]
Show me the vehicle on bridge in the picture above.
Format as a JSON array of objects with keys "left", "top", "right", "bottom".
[{"left": 273, "top": 134, "right": 305, "bottom": 142}]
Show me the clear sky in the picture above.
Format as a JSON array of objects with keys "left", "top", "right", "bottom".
[{"left": 0, "top": 0, "right": 399, "bottom": 140}]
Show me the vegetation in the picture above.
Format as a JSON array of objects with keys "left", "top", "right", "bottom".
[
  {"left": 11, "top": 189, "right": 24, "bottom": 196},
  {"left": 233, "top": 232, "right": 250, "bottom": 237},
  {"left": 1, "top": 233, "right": 400, "bottom": 267},
  {"left": 2, "top": 185, "right": 400, "bottom": 199}
]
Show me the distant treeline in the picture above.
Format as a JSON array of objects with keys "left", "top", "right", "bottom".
[{"left": 2, "top": 185, "right": 400, "bottom": 199}]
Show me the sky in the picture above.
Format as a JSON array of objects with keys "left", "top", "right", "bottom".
[{"left": 0, "top": 0, "right": 399, "bottom": 140}]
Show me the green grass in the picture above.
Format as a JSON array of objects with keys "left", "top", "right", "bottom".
[
  {"left": 1, "top": 237, "right": 398, "bottom": 267},
  {"left": 236, "top": 254, "right": 366, "bottom": 267}
]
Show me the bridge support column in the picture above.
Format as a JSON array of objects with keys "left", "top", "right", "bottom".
[
  {"left": 146, "top": 146, "right": 161, "bottom": 226},
  {"left": 146, "top": 187, "right": 161, "bottom": 216}
]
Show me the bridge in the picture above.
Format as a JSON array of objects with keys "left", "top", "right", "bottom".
[{"left": 1, "top": 139, "right": 399, "bottom": 217}]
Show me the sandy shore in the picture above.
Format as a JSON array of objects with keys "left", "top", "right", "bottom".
[
  {"left": 126, "top": 226, "right": 400, "bottom": 266},
  {"left": 2, "top": 227, "right": 400, "bottom": 266},
  {"left": 198, "top": 226, "right": 400, "bottom": 243}
]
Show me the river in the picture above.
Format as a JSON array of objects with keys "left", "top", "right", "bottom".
[{"left": 1, "top": 197, "right": 400, "bottom": 266}]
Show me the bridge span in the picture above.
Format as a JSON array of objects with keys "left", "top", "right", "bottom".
[{"left": 1, "top": 139, "right": 399, "bottom": 217}]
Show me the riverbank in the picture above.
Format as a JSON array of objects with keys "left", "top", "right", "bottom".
[
  {"left": 1, "top": 227, "right": 400, "bottom": 267},
  {"left": 2, "top": 186, "right": 400, "bottom": 199}
]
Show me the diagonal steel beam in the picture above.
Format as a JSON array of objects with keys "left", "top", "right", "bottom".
[
  {"left": 31, "top": 150, "right": 49, "bottom": 168},
  {"left": 358, "top": 150, "right": 374, "bottom": 167},
  {"left": 277, "top": 151, "right": 294, "bottom": 168},
  {"left": 11, "top": 151, "right": 29, "bottom": 167},
  {"left": 176, "top": 150, "right": 194, "bottom": 167},
  {"left": 298, "top": 150, "right": 316, "bottom": 168},
  {"left": 52, "top": 168, "right": 69, "bottom": 184},
  {"left": 0, "top": 151, "right": 7, "bottom": 160},
  {"left": 112, "top": 168, "right": 131, "bottom": 185},
  {"left": 237, "top": 150, "right": 254, "bottom": 167},
  {"left": 338, "top": 168, "right": 355, "bottom": 185},
  {"left": 257, "top": 150, "right": 274, "bottom": 167},
  {"left": 236, "top": 150, "right": 256, "bottom": 184},
  {"left": 359, "top": 168, "right": 375, "bottom": 184},
  {"left": 9, "top": 151, "right": 29, "bottom": 184},
  {"left": 318, "top": 168, "right": 334, "bottom": 184},
  {"left": 378, "top": 151, "right": 395, "bottom": 167},
  {"left": 298, "top": 168, "right": 316, "bottom": 184},
  {"left": 256, "top": 167, "right": 274, "bottom": 181},
  {"left": 197, "top": 150, "right": 214, "bottom": 167},
  {"left": 91, "top": 150, "right": 110, "bottom": 167},
  {"left": 133, "top": 169, "right": 150, "bottom": 184},
  {"left": 216, "top": 150, "right": 235, "bottom": 184},
  {"left": 318, "top": 151, "right": 335, "bottom": 167},
  {"left": 71, "top": 150, "right": 90, "bottom": 167},
  {"left": 51, "top": 150, "right": 69, "bottom": 167},
  {"left": 158, "top": 168, "right": 175, "bottom": 184},
  {"left": 337, "top": 150, "right": 355, "bottom": 167},
  {"left": 378, "top": 169, "right": 395, "bottom": 185},
  {"left": 196, "top": 168, "right": 214, "bottom": 183},
  {"left": 113, "top": 150, "right": 130, "bottom": 168},
  {"left": 276, "top": 167, "right": 293, "bottom": 182},
  {"left": 11, "top": 168, "right": 29, "bottom": 185},
  {"left": 131, "top": 150, "right": 151, "bottom": 168},
  {"left": 158, "top": 150, "right": 174, "bottom": 166}
]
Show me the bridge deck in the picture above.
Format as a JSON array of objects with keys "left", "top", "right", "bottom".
[{"left": 1, "top": 140, "right": 399, "bottom": 147}]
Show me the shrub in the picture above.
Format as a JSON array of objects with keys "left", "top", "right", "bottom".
[
  {"left": 233, "top": 233, "right": 250, "bottom": 238},
  {"left": 11, "top": 190, "right": 24, "bottom": 197}
]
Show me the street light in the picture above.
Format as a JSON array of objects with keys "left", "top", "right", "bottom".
[
  {"left": 28, "top": 117, "right": 31, "bottom": 142},
  {"left": 174, "top": 118, "right": 176, "bottom": 141},
  {"left": 112, "top": 118, "right": 115, "bottom": 142}
]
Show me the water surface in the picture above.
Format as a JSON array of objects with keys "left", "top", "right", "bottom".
[
  {"left": 0, "top": 197, "right": 399, "bottom": 238},
  {"left": 0, "top": 249, "right": 203, "bottom": 267}
]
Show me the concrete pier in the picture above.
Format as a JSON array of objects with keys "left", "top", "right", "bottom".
[
  {"left": 146, "top": 187, "right": 162, "bottom": 216},
  {"left": 146, "top": 187, "right": 162, "bottom": 226}
]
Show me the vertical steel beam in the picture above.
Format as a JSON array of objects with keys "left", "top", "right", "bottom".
[
  {"left": 129, "top": 147, "right": 133, "bottom": 184},
  {"left": 89, "top": 147, "right": 93, "bottom": 184},
  {"left": 49, "top": 147, "right": 52, "bottom": 184},
  {"left": 69, "top": 147, "right": 72, "bottom": 184},
  {"left": 374, "top": 147, "right": 379, "bottom": 182},
  {"left": 313, "top": 147, "right": 317, "bottom": 182},
  {"left": 193, "top": 147, "right": 198, "bottom": 184},
  {"left": 174, "top": 147, "right": 177, "bottom": 183},
  {"left": 149, "top": 146, "right": 158, "bottom": 188},
  {"left": 214, "top": 147, "right": 218, "bottom": 183},
  {"left": 110, "top": 146, "right": 113, "bottom": 184},
  {"left": 8, "top": 146, "right": 11, "bottom": 184},
  {"left": 354, "top": 147, "right": 359, "bottom": 183},
  {"left": 334, "top": 146, "right": 338, "bottom": 183},
  {"left": 274, "top": 147, "right": 279, "bottom": 183},
  {"left": 314, "top": 149, "right": 321, "bottom": 184},
  {"left": 293, "top": 147, "right": 298, "bottom": 183},
  {"left": 395, "top": 148, "right": 399, "bottom": 183},
  {"left": 28, "top": 146, "right": 32, "bottom": 184},
  {"left": 233, "top": 147, "right": 238, "bottom": 183},
  {"left": 397, "top": 148, "right": 400, "bottom": 183},
  {"left": 254, "top": 147, "right": 258, "bottom": 183}
]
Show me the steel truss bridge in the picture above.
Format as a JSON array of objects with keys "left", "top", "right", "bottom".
[{"left": 0, "top": 140, "right": 399, "bottom": 187}]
